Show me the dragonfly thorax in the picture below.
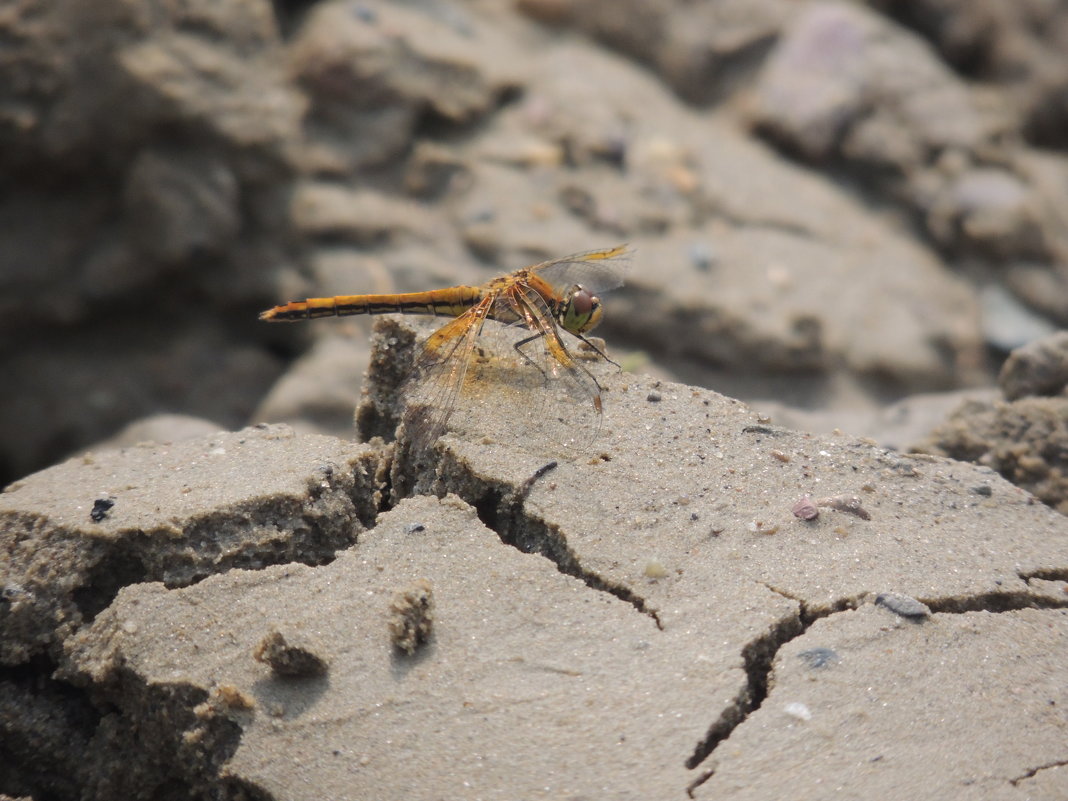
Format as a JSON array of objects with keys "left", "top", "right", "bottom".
[{"left": 557, "top": 284, "right": 602, "bottom": 335}]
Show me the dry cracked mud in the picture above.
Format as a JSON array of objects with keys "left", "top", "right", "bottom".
[{"left": 2, "top": 316, "right": 1067, "bottom": 800}]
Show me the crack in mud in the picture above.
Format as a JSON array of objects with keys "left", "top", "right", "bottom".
[
  {"left": 382, "top": 441, "right": 664, "bottom": 626},
  {"left": 683, "top": 579, "right": 1068, "bottom": 793},
  {"left": 473, "top": 472, "right": 662, "bottom": 627},
  {"left": 923, "top": 589, "right": 1068, "bottom": 614},
  {"left": 684, "top": 585, "right": 857, "bottom": 788},
  {"left": 1010, "top": 758, "right": 1068, "bottom": 786},
  {"left": 385, "top": 434, "right": 1068, "bottom": 798},
  {"left": 65, "top": 460, "right": 375, "bottom": 626},
  {"left": 0, "top": 448, "right": 387, "bottom": 801},
  {"left": 685, "top": 611, "right": 804, "bottom": 771},
  {"left": 1020, "top": 566, "right": 1068, "bottom": 583}
]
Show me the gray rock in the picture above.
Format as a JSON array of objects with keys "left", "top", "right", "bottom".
[
  {"left": 290, "top": 0, "right": 518, "bottom": 172},
  {"left": 123, "top": 148, "right": 241, "bottom": 265},
  {"left": 999, "top": 331, "right": 1068, "bottom": 400},
  {"left": 444, "top": 38, "right": 985, "bottom": 391},
  {"left": 867, "top": 0, "right": 1068, "bottom": 149},
  {"left": 979, "top": 284, "right": 1058, "bottom": 353},
  {"left": 751, "top": 2, "right": 984, "bottom": 164},
  {"left": 0, "top": 0, "right": 303, "bottom": 482},
  {"left": 518, "top": 0, "right": 794, "bottom": 104}
]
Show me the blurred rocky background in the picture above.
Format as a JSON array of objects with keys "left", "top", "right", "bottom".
[{"left": 3, "top": 0, "right": 1066, "bottom": 509}]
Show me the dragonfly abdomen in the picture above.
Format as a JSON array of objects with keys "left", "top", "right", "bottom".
[{"left": 260, "top": 287, "right": 483, "bottom": 322}]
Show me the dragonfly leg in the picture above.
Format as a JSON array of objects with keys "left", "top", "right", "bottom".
[
  {"left": 514, "top": 332, "right": 551, "bottom": 380},
  {"left": 518, "top": 329, "right": 606, "bottom": 409},
  {"left": 575, "top": 333, "right": 621, "bottom": 369}
]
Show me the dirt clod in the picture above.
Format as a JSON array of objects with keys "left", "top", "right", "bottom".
[
  {"left": 388, "top": 578, "right": 435, "bottom": 656},
  {"left": 253, "top": 630, "right": 329, "bottom": 678}
]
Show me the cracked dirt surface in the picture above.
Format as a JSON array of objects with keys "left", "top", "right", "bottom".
[
  {"left": 0, "top": 427, "right": 381, "bottom": 667},
  {"left": 3, "top": 316, "right": 1067, "bottom": 799},
  {"left": 65, "top": 495, "right": 771, "bottom": 799},
  {"left": 692, "top": 606, "right": 1068, "bottom": 800}
]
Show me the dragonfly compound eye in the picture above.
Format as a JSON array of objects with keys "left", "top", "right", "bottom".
[
  {"left": 570, "top": 286, "right": 593, "bottom": 317},
  {"left": 561, "top": 285, "right": 603, "bottom": 334}
]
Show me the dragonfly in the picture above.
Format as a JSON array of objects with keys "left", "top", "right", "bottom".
[{"left": 260, "top": 245, "right": 630, "bottom": 451}]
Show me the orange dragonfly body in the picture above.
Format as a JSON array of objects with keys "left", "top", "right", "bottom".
[{"left": 260, "top": 245, "right": 630, "bottom": 450}]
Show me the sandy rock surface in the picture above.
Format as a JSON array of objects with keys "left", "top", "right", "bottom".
[{"left": 4, "top": 316, "right": 1068, "bottom": 799}]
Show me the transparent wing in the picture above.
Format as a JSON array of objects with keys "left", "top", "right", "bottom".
[
  {"left": 399, "top": 279, "right": 607, "bottom": 455},
  {"left": 530, "top": 244, "right": 631, "bottom": 296},
  {"left": 401, "top": 297, "right": 494, "bottom": 454},
  {"left": 473, "top": 281, "right": 606, "bottom": 451}
]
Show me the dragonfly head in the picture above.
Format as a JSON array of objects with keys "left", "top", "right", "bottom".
[{"left": 559, "top": 284, "right": 603, "bottom": 335}]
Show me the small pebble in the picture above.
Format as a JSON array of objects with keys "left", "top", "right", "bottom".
[
  {"left": 90, "top": 498, "right": 115, "bottom": 522},
  {"left": 798, "top": 647, "right": 839, "bottom": 669},
  {"left": 792, "top": 495, "right": 819, "bottom": 521},
  {"left": 875, "top": 592, "right": 931, "bottom": 620},
  {"left": 783, "top": 702, "right": 812, "bottom": 721},
  {"left": 352, "top": 4, "right": 377, "bottom": 23},
  {"left": 688, "top": 242, "right": 717, "bottom": 272},
  {"left": 644, "top": 560, "right": 668, "bottom": 579},
  {"left": 748, "top": 520, "right": 780, "bottom": 535}
]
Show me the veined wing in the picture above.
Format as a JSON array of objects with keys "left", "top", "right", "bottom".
[
  {"left": 401, "top": 293, "right": 496, "bottom": 453},
  {"left": 400, "top": 275, "right": 607, "bottom": 454},
  {"left": 529, "top": 244, "right": 631, "bottom": 296}
]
